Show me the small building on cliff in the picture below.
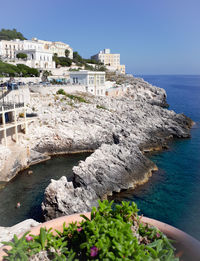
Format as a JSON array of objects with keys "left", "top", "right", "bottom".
[
  {"left": 69, "top": 71, "right": 106, "bottom": 96},
  {"left": 91, "top": 49, "right": 125, "bottom": 74}
]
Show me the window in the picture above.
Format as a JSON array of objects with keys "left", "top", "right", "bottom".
[
  {"left": 73, "top": 77, "right": 78, "bottom": 84},
  {"left": 96, "top": 76, "right": 100, "bottom": 85},
  {"left": 100, "top": 76, "right": 104, "bottom": 84},
  {"left": 89, "top": 76, "right": 94, "bottom": 85}
]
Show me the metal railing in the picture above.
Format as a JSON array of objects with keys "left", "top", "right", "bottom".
[{"left": 0, "top": 102, "right": 25, "bottom": 111}]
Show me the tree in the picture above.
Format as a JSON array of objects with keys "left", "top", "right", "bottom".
[
  {"left": 0, "top": 28, "right": 26, "bottom": 40},
  {"left": 57, "top": 57, "right": 72, "bottom": 67},
  {"left": 73, "top": 51, "right": 83, "bottom": 63},
  {"left": 42, "top": 70, "right": 52, "bottom": 81},
  {"left": 65, "top": 49, "right": 70, "bottom": 58},
  {"left": 16, "top": 53, "right": 27, "bottom": 60},
  {"left": 16, "top": 64, "right": 39, "bottom": 77},
  {"left": 0, "top": 61, "right": 39, "bottom": 77},
  {"left": 53, "top": 53, "right": 59, "bottom": 67}
]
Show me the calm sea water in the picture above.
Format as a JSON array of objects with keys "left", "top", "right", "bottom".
[
  {"left": 0, "top": 153, "right": 90, "bottom": 226},
  {"left": 111, "top": 75, "right": 200, "bottom": 240}
]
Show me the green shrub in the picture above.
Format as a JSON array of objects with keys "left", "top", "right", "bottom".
[
  {"left": 96, "top": 105, "right": 107, "bottom": 110},
  {"left": 17, "top": 64, "right": 39, "bottom": 77},
  {"left": 0, "top": 61, "right": 20, "bottom": 77},
  {"left": 16, "top": 53, "right": 27, "bottom": 59},
  {"left": 0, "top": 61, "right": 39, "bottom": 77},
  {"left": 57, "top": 57, "right": 72, "bottom": 67},
  {"left": 56, "top": 89, "right": 89, "bottom": 103},
  {"left": 0, "top": 28, "right": 26, "bottom": 41},
  {"left": 2, "top": 200, "right": 178, "bottom": 261},
  {"left": 56, "top": 89, "right": 66, "bottom": 95}
]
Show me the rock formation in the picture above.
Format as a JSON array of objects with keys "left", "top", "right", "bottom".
[
  {"left": 39, "top": 76, "right": 192, "bottom": 220},
  {"left": 0, "top": 74, "right": 193, "bottom": 220},
  {"left": 0, "top": 219, "right": 40, "bottom": 248}
]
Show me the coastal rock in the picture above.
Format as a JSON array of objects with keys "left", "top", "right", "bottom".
[
  {"left": 40, "top": 78, "right": 192, "bottom": 219},
  {"left": 42, "top": 176, "right": 98, "bottom": 220},
  {"left": 0, "top": 75, "right": 193, "bottom": 220},
  {"left": 0, "top": 219, "right": 40, "bottom": 247}
]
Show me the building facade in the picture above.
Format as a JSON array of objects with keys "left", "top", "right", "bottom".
[
  {"left": 32, "top": 38, "right": 73, "bottom": 59},
  {"left": 15, "top": 49, "right": 55, "bottom": 69},
  {"left": 69, "top": 71, "right": 106, "bottom": 96},
  {"left": 0, "top": 38, "right": 73, "bottom": 70},
  {"left": 0, "top": 39, "right": 44, "bottom": 59},
  {"left": 91, "top": 49, "right": 125, "bottom": 74}
]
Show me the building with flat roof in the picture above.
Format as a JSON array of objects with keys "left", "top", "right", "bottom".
[
  {"left": 0, "top": 39, "right": 44, "bottom": 59},
  {"left": 32, "top": 38, "right": 73, "bottom": 59},
  {"left": 0, "top": 37, "right": 72, "bottom": 70},
  {"left": 69, "top": 71, "right": 106, "bottom": 96},
  {"left": 15, "top": 49, "right": 55, "bottom": 69},
  {"left": 91, "top": 49, "right": 125, "bottom": 74}
]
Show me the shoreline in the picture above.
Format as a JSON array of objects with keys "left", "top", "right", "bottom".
[{"left": 0, "top": 73, "right": 193, "bottom": 222}]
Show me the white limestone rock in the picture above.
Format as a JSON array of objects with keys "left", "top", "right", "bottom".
[{"left": 0, "top": 219, "right": 40, "bottom": 247}]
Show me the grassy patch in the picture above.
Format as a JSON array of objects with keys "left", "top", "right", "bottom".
[
  {"left": 57, "top": 89, "right": 89, "bottom": 103},
  {"left": 96, "top": 104, "right": 107, "bottom": 110}
]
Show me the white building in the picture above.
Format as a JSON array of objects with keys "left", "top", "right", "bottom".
[
  {"left": 0, "top": 39, "right": 44, "bottom": 59},
  {"left": 0, "top": 38, "right": 73, "bottom": 70},
  {"left": 15, "top": 49, "right": 55, "bottom": 69},
  {"left": 91, "top": 49, "right": 125, "bottom": 74},
  {"left": 32, "top": 38, "right": 73, "bottom": 59},
  {"left": 69, "top": 71, "right": 106, "bottom": 96}
]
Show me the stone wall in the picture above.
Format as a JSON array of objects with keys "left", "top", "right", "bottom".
[
  {"left": 29, "top": 85, "right": 86, "bottom": 95},
  {"left": 0, "top": 77, "right": 41, "bottom": 84},
  {"left": 0, "top": 86, "right": 31, "bottom": 105}
]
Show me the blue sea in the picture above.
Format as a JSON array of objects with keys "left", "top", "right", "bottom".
[{"left": 113, "top": 75, "right": 200, "bottom": 240}]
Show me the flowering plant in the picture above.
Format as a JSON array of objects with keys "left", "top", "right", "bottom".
[{"left": 2, "top": 200, "right": 178, "bottom": 260}]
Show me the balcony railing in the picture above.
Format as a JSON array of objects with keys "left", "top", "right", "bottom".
[{"left": 0, "top": 102, "right": 25, "bottom": 111}]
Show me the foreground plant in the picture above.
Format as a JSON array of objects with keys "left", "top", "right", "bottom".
[{"left": 2, "top": 200, "right": 178, "bottom": 260}]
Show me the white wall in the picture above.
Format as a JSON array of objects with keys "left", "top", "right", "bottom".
[
  {"left": 29, "top": 85, "right": 87, "bottom": 95},
  {"left": 0, "top": 77, "right": 41, "bottom": 84},
  {"left": 0, "top": 86, "right": 31, "bottom": 105}
]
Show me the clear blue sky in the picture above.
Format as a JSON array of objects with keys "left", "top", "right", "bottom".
[{"left": 1, "top": 0, "right": 200, "bottom": 74}]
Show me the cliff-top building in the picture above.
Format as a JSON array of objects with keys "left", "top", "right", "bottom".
[
  {"left": 0, "top": 39, "right": 55, "bottom": 69},
  {"left": 0, "top": 39, "right": 44, "bottom": 59},
  {"left": 91, "top": 49, "right": 125, "bottom": 74},
  {"left": 0, "top": 38, "right": 73, "bottom": 70},
  {"left": 69, "top": 71, "right": 106, "bottom": 96},
  {"left": 32, "top": 38, "right": 73, "bottom": 59}
]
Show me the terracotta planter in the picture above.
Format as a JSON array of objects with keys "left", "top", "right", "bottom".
[{"left": 0, "top": 213, "right": 200, "bottom": 260}]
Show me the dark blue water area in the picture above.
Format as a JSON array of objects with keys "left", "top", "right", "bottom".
[
  {"left": 0, "top": 153, "right": 90, "bottom": 227},
  {"left": 112, "top": 75, "right": 200, "bottom": 240}
]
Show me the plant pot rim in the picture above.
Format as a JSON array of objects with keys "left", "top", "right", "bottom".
[{"left": 0, "top": 213, "right": 200, "bottom": 260}]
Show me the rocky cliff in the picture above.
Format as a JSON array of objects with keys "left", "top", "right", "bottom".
[
  {"left": 0, "top": 75, "right": 193, "bottom": 220},
  {"left": 29, "top": 75, "right": 191, "bottom": 220}
]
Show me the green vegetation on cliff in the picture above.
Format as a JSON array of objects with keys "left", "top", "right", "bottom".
[
  {"left": 53, "top": 51, "right": 106, "bottom": 71},
  {"left": 0, "top": 61, "right": 39, "bottom": 77},
  {"left": 0, "top": 29, "right": 26, "bottom": 41}
]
